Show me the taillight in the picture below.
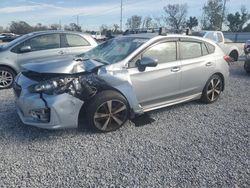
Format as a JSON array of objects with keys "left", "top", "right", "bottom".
[{"left": 224, "top": 55, "right": 233, "bottom": 64}]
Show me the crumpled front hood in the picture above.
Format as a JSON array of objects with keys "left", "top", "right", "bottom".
[{"left": 22, "top": 56, "right": 105, "bottom": 74}]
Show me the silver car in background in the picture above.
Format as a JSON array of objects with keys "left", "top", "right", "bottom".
[
  {"left": 0, "top": 30, "right": 97, "bottom": 89},
  {"left": 14, "top": 33, "right": 229, "bottom": 132}
]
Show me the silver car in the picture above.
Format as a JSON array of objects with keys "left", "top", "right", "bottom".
[
  {"left": 0, "top": 30, "right": 97, "bottom": 89},
  {"left": 14, "top": 33, "right": 229, "bottom": 132}
]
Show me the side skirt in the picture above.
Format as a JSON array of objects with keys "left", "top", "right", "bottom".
[{"left": 142, "top": 93, "right": 202, "bottom": 112}]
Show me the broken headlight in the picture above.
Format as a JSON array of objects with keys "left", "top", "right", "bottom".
[{"left": 28, "top": 77, "right": 74, "bottom": 95}]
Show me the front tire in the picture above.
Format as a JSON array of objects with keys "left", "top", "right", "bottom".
[
  {"left": 87, "top": 90, "right": 129, "bottom": 132},
  {"left": 0, "top": 67, "right": 16, "bottom": 89},
  {"left": 201, "top": 74, "right": 223, "bottom": 104}
]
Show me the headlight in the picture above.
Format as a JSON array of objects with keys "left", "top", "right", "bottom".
[{"left": 28, "top": 77, "right": 74, "bottom": 95}]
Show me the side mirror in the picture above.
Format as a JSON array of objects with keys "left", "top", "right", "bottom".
[
  {"left": 20, "top": 46, "right": 31, "bottom": 53},
  {"left": 136, "top": 56, "right": 158, "bottom": 72}
]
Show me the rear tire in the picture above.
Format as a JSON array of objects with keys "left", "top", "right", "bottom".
[
  {"left": 201, "top": 74, "right": 223, "bottom": 104},
  {"left": 0, "top": 67, "right": 16, "bottom": 89},
  {"left": 229, "top": 51, "right": 238, "bottom": 62},
  {"left": 244, "top": 61, "right": 250, "bottom": 73},
  {"left": 86, "top": 90, "right": 129, "bottom": 132}
]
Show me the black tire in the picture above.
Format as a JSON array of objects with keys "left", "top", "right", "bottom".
[
  {"left": 86, "top": 90, "right": 129, "bottom": 132},
  {"left": 201, "top": 74, "right": 223, "bottom": 104},
  {"left": 244, "top": 61, "right": 250, "bottom": 73},
  {"left": 229, "top": 51, "right": 238, "bottom": 62},
  {"left": 0, "top": 67, "right": 16, "bottom": 89}
]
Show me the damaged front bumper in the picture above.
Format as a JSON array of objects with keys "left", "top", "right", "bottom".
[{"left": 14, "top": 74, "right": 84, "bottom": 129}]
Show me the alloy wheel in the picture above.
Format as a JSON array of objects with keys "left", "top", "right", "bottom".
[
  {"left": 207, "top": 78, "right": 222, "bottom": 102},
  {"left": 0, "top": 70, "right": 14, "bottom": 89},
  {"left": 94, "top": 100, "right": 128, "bottom": 131}
]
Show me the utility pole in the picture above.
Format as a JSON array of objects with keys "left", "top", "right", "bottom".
[
  {"left": 59, "top": 20, "right": 62, "bottom": 30},
  {"left": 77, "top": 15, "right": 79, "bottom": 26},
  {"left": 120, "top": 0, "right": 123, "bottom": 31},
  {"left": 221, "top": 0, "right": 229, "bottom": 30}
]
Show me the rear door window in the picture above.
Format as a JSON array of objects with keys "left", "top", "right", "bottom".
[
  {"left": 180, "top": 41, "right": 202, "bottom": 59},
  {"left": 143, "top": 42, "right": 177, "bottom": 64},
  {"left": 64, "top": 34, "right": 90, "bottom": 47}
]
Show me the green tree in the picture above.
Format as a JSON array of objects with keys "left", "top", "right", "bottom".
[
  {"left": 163, "top": 4, "right": 188, "bottom": 31},
  {"left": 243, "top": 23, "right": 250, "bottom": 32},
  {"left": 126, "top": 15, "right": 142, "bottom": 30},
  {"left": 64, "top": 23, "right": 82, "bottom": 32},
  {"left": 186, "top": 16, "right": 198, "bottom": 29},
  {"left": 33, "top": 23, "right": 48, "bottom": 31},
  {"left": 202, "top": 0, "right": 224, "bottom": 30},
  {"left": 227, "top": 6, "right": 250, "bottom": 32},
  {"left": 50, "top": 24, "right": 61, "bottom": 30},
  {"left": 113, "top": 24, "right": 120, "bottom": 34},
  {"left": 9, "top": 21, "right": 33, "bottom": 34},
  {"left": 100, "top": 24, "right": 108, "bottom": 35},
  {"left": 142, "top": 17, "right": 153, "bottom": 29}
]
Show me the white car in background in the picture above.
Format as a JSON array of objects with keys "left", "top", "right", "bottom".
[
  {"left": 192, "top": 31, "right": 239, "bottom": 61},
  {"left": 0, "top": 30, "right": 98, "bottom": 89}
]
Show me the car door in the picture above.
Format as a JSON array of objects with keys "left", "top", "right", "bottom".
[
  {"left": 62, "top": 34, "right": 94, "bottom": 56},
  {"left": 179, "top": 40, "right": 216, "bottom": 96},
  {"left": 128, "top": 40, "right": 181, "bottom": 110},
  {"left": 15, "top": 33, "right": 65, "bottom": 69}
]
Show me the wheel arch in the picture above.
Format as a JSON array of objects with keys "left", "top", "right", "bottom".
[
  {"left": 213, "top": 72, "right": 225, "bottom": 91},
  {"left": 77, "top": 87, "right": 133, "bottom": 129},
  {"left": 0, "top": 64, "right": 18, "bottom": 75},
  {"left": 229, "top": 49, "right": 239, "bottom": 61}
]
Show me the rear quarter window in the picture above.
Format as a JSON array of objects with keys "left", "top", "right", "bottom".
[
  {"left": 206, "top": 43, "right": 216, "bottom": 54},
  {"left": 65, "top": 34, "right": 90, "bottom": 47}
]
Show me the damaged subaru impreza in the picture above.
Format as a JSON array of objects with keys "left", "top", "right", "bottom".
[{"left": 13, "top": 32, "right": 229, "bottom": 132}]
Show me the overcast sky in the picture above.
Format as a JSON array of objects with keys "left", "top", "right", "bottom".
[{"left": 0, "top": 0, "right": 248, "bottom": 30}]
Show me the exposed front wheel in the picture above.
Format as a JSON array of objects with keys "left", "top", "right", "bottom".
[
  {"left": 0, "top": 67, "right": 16, "bottom": 89},
  {"left": 87, "top": 90, "right": 129, "bottom": 132},
  {"left": 201, "top": 75, "right": 223, "bottom": 103}
]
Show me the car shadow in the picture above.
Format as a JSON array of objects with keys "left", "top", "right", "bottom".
[
  {"left": 230, "top": 61, "right": 250, "bottom": 79},
  {"left": 0, "top": 106, "right": 96, "bottom": 145}
]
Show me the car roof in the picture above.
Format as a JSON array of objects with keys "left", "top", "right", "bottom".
[{"left": 24, "top": 30, "right": 91, "bottom": 37}]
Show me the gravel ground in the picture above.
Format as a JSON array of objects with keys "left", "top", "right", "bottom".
[{"left": 0, "top": 62, "right": 249, "bottom": 188}]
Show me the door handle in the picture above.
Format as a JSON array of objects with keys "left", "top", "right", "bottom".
[
  {"left": 206, "top": 62, "right": 212, "bottom": 66},
  {"left": 58, "top": 50, "right": 64, "bottom": 55},
  {"left": 171, "top": 66, "right": 180, "bottom": 72}
]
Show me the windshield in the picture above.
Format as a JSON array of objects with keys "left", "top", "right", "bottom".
[
  {"left": 82, "top": 37, "right": 149, "bottom": 64},
  {"left": 2, "top": 33, "right": 33, "bottom": 48}
]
